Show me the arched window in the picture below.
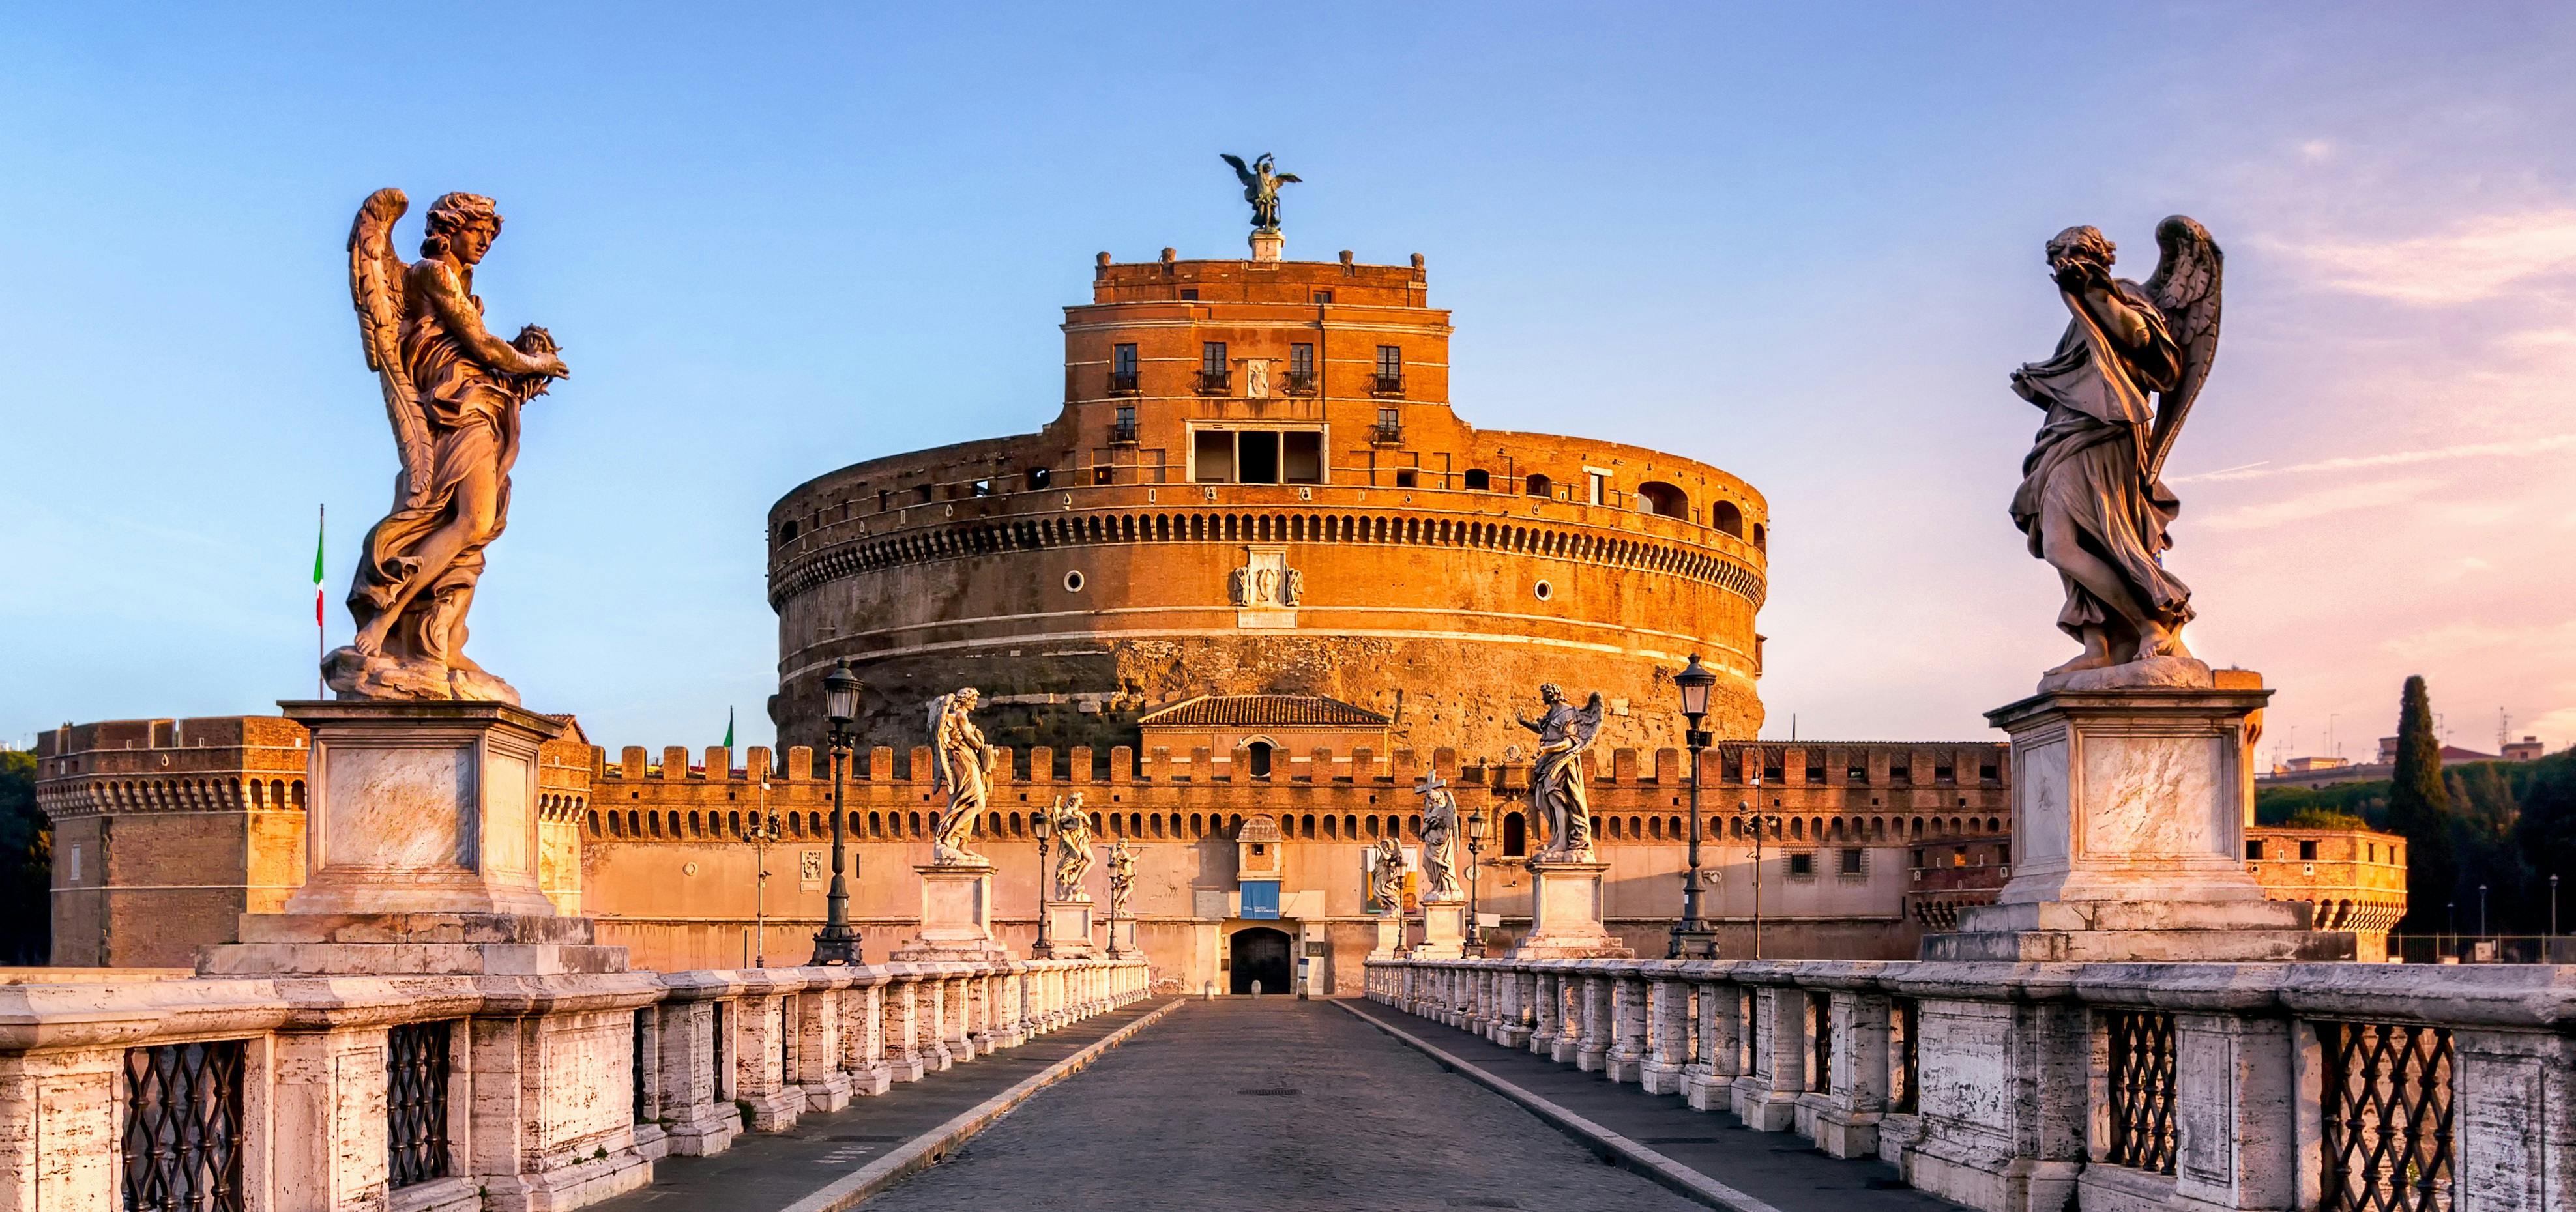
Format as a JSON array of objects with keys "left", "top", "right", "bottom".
[
  {"left": 1637, "top": 481, "right": 1688, "bottom": 517},
  {"left": 1711, "top": 500, "right": 1744, "bottom": 537},
  {"left": 1323, "top": 815, "right": 1338, "bottom": 839},
  {"left": 1502, "top": 811, "right": 1527, "bottom": 856},
  {"left": 1191, "top": 813, "right": 1205, "bottom": 838},
  {"left": 1300, "top": 814, "right": 1315, "bottom": 839},
  {"left": 1752, "top": 522, "right": 1766, "bottom": 550},
  {"left": 1246, "top": 740, "right": 1274, "bottom": 779},
  {"left": 1463, "top": 469, "right": 1491, "bottom": 491},
  {"left": 1525, "top": 473, "right": 1553, "bottom": 499}
]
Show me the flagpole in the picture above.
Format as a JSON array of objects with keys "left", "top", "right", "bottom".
[{"left": 315, "top": 502, "right": 325, "bottom": 700}]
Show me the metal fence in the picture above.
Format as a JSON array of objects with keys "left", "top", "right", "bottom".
[{"left": 123, "top": 1040, "right": 246, "bottom": 1212}]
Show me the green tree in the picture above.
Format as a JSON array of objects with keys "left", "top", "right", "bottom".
[
  {"left": 2511, "top": 751, "right": 2576, "bottom": 934},
  {"left": 0, "top": 747, "right": 47, "bottom": 965},
  {"left": 2385, "top": 676, "right": 2457, "bottom": 933}
]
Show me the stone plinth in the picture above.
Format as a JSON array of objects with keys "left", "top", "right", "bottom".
[
  {"left": 1921, "top": 670, "right": 2356, "bottom": 963},
  {"left": 893, "top": 863, "right": 1012, "bottom": 962},
  {"left": 1412, "top": 901, "right": 1467, "bottom": 959},
  {"left": 1509, "top": 859, "right": 1634, "bottom": 959},
  {"left": 1036, "top": 901, "right": 1096, "bottom": 958},
  {"left": 1249, "top": 229, "right": 1283, "bottom": 261},
  {"left": 199, "top": 700, "right": 629, "bottom": 977},
  {"left": 284, "top": 699, "right": 560, "bottom": 916},
  {"left": 1104, "top": 916, "right": 1137, "bottom": 957},
  {"left": 1369, "top": 915, "right": 1405, "bottom": 957}
]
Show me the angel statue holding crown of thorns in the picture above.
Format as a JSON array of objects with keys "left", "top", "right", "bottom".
[
  {"left": 327, "top": 188, "right": 570, "bottom": 703},
  {"left": 2008, "top": 216, "right": 2223, "bottom": 682}
]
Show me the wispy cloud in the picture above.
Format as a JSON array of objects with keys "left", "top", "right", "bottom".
[
  {"left": 2266, "top": 209, "right": 2576, "bottom": 306},
  {"left": 2173, "top": 433, "right": 2576, "bottom": 483},
  {"left": 2197, "top": 476, "right": 2437, "bottom": 531}
]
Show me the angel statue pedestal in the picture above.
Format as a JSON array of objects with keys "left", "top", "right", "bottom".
[
  {"left": 1921, "top": 667, "right": 2353, "bottom": 962},
  {"left": 894, "top": 861, "right": 1013, "bottom": 962},
  {"left": 1105, "top": 916, "right": 1137, "bottom": 958},
  {"left": 1411, "top": 899, "right": 1469, "bottom": 960},
  {"left": 199, "top": 700, "right": 626, "bottom": 977},
  {"left": 1369, "top": 913, "right": 1406, "bottom": 957},
  {"left": 1040, "top": 899, "right": 1098, "bottom": 959},
  {"left": 1507, "top": 859, "right": 1633, "bottom": 960}
]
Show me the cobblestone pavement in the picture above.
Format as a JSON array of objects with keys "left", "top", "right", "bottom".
[{"left": 858, "top": 996, "right": 1707, "bottom": 1212}]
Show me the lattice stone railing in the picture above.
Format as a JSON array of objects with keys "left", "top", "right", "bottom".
[{"left": 1364, "top": 956, "right": 2575, "bottom": 1212}]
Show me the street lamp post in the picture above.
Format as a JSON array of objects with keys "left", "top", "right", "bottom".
[
  {"left": 750, "top": 776, "right": 776, "bottom": 966},
  {"left": 1032, "top": 805, "right": 1057, "bottom": 958},
  {"left": 1669, "top": 654, "right": 1718, "bottom": 959},
  {"left": 1738, "top": 768, "right": 1774, "bottom": 960},
  {"left": 808, "top": 661, "right": 864, "bottom": 966},
  {"left": 2480, "top": 883, "right": 2489, "bottom": 941},
  {"left": 1463, "top": 807, "right": 1489, "bottom": 956}
]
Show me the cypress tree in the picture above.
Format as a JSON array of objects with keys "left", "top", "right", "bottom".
[{"left": 2386, "top": 675, "right": 2457, "bottom": 933}]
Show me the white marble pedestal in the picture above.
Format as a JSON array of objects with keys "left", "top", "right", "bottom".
[
  {"left": 200, "top": 700, "right": 626, "bottom": 976},
  {"left": 1369, "top": 915, "right": 1405, "bottom": 957},
  {"left": 894, "top": 863, "right": 1014, "bottom": 962},
  {"left": 1104, "top": 917, "right": 1137, "bottom": 957},
  {"left": 1036, "top": 901, "right": 1096, "bottom": 957},
  {"left": 1508, "top": 859, "right": 1634, "bottom": 959},
  {"left": 1412, "top": 901, "right": 1468, "bottom": 959},
  {"left": 1921, "top": 669, "right": 2355, "bottom": 962}
]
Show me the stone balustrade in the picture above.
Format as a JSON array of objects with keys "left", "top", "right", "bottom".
[
  {"left": 1366, "top": 955, "right": 2575, "bottom": 1212},
  {"left": 0, "top": 956, "right": 1149, "bottom": 1211}
]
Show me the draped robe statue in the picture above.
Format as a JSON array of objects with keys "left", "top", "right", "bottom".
[
  {"left": 1515, "top": 684, "right": 1604, "bottom": 860},
  {"left": 329, "top": 189, "right": 569, "bottom": 702},
  {"left": 1416, "top": 772, "right": 1463, "bottom": 903},
  {"left": 928, "top": 688, "right": 995, "bottom": 864},
  {"left": 1107, "top": 839, "right": 1137, "bottom": 920},
  {"left": 1049, "top": 792, "right": 1094, "bottom": 901},
  {"left": 2009, "top": 218, "right": 2223, "bottom": 680}
]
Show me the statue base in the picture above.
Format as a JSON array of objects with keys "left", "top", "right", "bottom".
[
  {"left": 278, "top": 699, "right": 560, "bottom": 916},
  {"left": 1249, "top": 228, "right": 1283, "bottom": 262},
  {"left": 1918, "top": 671, "right": 2356, "bottom": 963},
  {"left": 199, "top": 910, "right": 626, "bottom": 976},
  {"left": 323, "top": 645, "right": 520, "bottom": 705},
  {"left": 893, "top": 862, "right": 1012, "bottom": 962},
  {"left": 1104, "top": 916, "right": 1137, "bottom": 957},
  {"left": 1508, "top": 859, "right": 1633, "bottom": 959},
  {"left": 1411, "top": 901, "right": 1468, "bottom": 959},
  {"left": 1034, "top": 901, "right": 1096, "bottom": 958},
  {"left": 1369, "top": 914, "right": 1405, "bottom": 957}
]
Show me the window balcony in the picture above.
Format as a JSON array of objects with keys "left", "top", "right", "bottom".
[
  {"left": 1110, "top": 419, "right": 1139, "bottom": 444},
  {"left": 1284, "top": 370, "right": 1319, "bottom": 396},
  {"left": 1196, "top": 369, "right": 1231, "bottom": 396},
  {"left": 1106, "top": 371, "right": 1140, "bottom": 396},
  {"left": 1371, "top": 373, "right": 1405, "bottom": 397},
  {"left": 1371, "top": 422, "right": 1404, "bottom": 446}
]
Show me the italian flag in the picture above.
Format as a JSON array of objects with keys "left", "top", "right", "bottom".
[{"left": 314, "top": 506, "right": 326, "bottom": 626}]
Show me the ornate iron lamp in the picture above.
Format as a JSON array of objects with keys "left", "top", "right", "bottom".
[
  {"left": 808, "top": 661, "right": 864, "bottom": 965},
  {"left": 1669, "top": 654, "right": 1720, "bottom": 959},
  {"left": 1463, "top": 807, "right": 1489, "bottom": 956},
  {"left": 1032, "top": 800, "right": 1059, "bottom": 958}
]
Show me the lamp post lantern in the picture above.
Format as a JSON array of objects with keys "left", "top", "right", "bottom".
[
  {"left": 808, "top": 661, "right": 864, "bottom": 966},
  {"left": 1031, "top": 802, "right": 1058, "bottom": 958},
  {"left": 1669, "top": 654, "right": 1719, "bottom": 959},
  {"left": 1463, "top": 807, "right": 1489, "bottom": 956}
]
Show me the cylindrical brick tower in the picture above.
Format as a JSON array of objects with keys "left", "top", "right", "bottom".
[{"left": 767, "top": 246, "right": 1768, "bottom": 758}]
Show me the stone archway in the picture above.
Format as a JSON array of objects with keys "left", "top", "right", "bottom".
[{"left": 1228, "top": 926, "right": 1291, "bottom": 995}]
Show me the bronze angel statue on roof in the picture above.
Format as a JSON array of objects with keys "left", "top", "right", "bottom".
[
  {"left": 1220, "top": 152, "right": 1300, "bottom": 231},
  {"left": 2008, "top": 216, "right": 2222, "bottom": 682},
  {"left": 326, "top": 189, "right": 569, "bottom": 703}
]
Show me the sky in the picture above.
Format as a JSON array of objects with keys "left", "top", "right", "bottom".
[{"left": 4, "top": 3, "right": 2572, "bottom": 763}]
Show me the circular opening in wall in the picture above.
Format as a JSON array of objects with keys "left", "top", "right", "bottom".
[
  {"left": 1533, "top": 579, "right": 1553, "bottom": 601},
  {"left": 682, "top": 862, "right": 699, "bottom": 876},
  {"left": 1064, "top": 570, "right": 1086, "bottom": 592}
]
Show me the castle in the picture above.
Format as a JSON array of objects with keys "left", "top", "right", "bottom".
[{"left": 32, "top": 240, "right": 2404, "bottom": 987}]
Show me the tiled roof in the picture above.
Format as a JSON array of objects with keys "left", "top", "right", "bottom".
[{"left": 1136, "top": 694, "right": 1392, "bottom": 729}]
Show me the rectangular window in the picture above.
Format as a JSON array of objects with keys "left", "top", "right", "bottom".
[
  {"left": 1952, "top": 846, "right": 1967, "bottom": 867},
  {"left": 1373, "top": 345, "right": 1403, "bottom": 394},
  {"left": 1787, "top": 852, "right": 1815, "bottom": 877},
  {"left": 1179, "top": 287, "right": 1199, "bottom": 300},
  {"left": 1312, "top": 290, "right": 1332, "bottom": 304},
  {"left": 1995, "top": 843, "right": 2008, "bottom": 866},
  {"left": 1202, "top": 342, "right": 1227, "bottom": 375},
  {"left": 1193, "top": 430, "right": 1234, "bottom": 483},
  {"left": 1394, "top": 469, "right": 1416, "bottom": 488},
  {"left": 1587, "top": 472, "right": 1607, "bottom": 505},
  {"left": 1850, "top": 763, "right": 1869, "bottom": 784},
  {"left": 1113, "top": 404, "right": 1137, "bottom": 443},
  {"left": 2300, "top": 839, "right": 2319, "bottom": 861},
  {"left": 1109, "top": 343, "right": 1139, "bottom": 394},
  {"left": 1290, "top": 344, "right": 1314, "bottom": 375},
  {"left": 1910, "top": 848, "right": 1925, "bottom": 868},
  {"left": 1839, "top": 848, "right": 1864, "bottom": 874},
  {"left": 1092, "top": 465, "right": 1113, "bottom": 485},
  {"left": 1934, "top": 764, "right": 1955, "bottom": 783},
  {"left": 1237, "top": 430, "right": 1281, "bottom": 484},
  {"left": 1283, "top": 431, "right": 1323, "bottom": 483}
]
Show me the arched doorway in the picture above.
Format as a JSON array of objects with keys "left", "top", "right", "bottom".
[{"left": 1229, "top": 927, "right": 1291, "bottom": 995}]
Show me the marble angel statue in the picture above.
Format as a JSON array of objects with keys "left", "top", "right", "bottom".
[{"left": 1516, "top": 683, "right": 1605, "bottom": 859}]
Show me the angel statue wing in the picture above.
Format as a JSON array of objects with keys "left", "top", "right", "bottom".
[
  {"left": 1273, "top": 172, "right": 1302, "bottom": 185},
  {"left": 1569, "top": 693, "right": 1607, "bottom": 752},
  {"left": 1220, "top": 152, "right": 1255, "bottom": 189},
  {"left": 2141, "top": 215, "right": 2223, "bottom": 481},
  {"left": 348, "top": 188, "right": 433, "bottom": 511}
]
